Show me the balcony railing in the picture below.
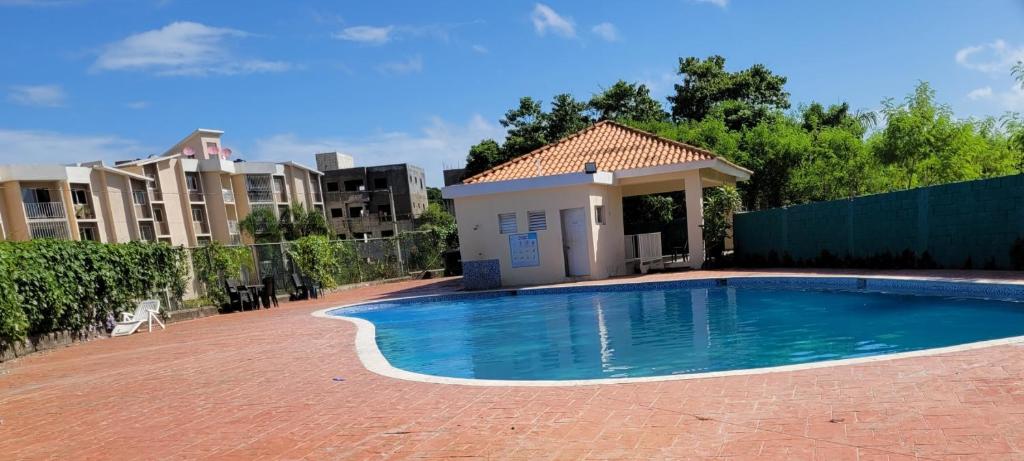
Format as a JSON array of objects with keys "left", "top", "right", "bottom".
[
  {"left": 156, "top": 220, "right": 170, "bottom": 236},
  {"left": 25, "top": 202, "right": 66, "bottom": 220},
  {"left": 312, "top": 190, "right": 323, "bottom": 202},
  {"left": 222, "top": 188, "right": 235, "bottom": 203},
  {"left": 227, "top": 220, "right": 240, "bottom": 235},
  {"left": 188, "top": 189, "right": 204, "bottom": 202},
  {"left": 149, "top": 189, "right": 163, "bottom": 202},
  {"left": 247, "top": 189, "right": 273, "bottom": 203},
  {"left": 273, "top": 190, "right": 288, "bottom": 203},
  {"left": 74, "top": 204, "right": 95, "bottom": 220},
  {"left": 29, "top": 221, "right": 71, "bottom": 240},
  {"left": 193, "top": 220, "right": 209, "bottom": 235}
]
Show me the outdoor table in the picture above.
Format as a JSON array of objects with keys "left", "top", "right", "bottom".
[{"left": 245, "top": 285, "right": 264, "bottom": 309}]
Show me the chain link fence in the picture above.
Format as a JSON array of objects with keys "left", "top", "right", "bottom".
[{"left": 184, "top": 230, "right": 450, "bottom": 308}]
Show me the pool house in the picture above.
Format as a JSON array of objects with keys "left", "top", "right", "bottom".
[{"left": 442, "top": 121, "right": 752, "bottom": 289}]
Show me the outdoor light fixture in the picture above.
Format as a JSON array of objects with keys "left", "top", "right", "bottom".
[{"left": 584, "top": 162, "right": 597, "bottom": 174}]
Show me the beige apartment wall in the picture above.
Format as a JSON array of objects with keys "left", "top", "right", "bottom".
[
  {"left": 102, "top": 174, "right": 136, "bottom": 242},
  {"left": 157, "top": 160, "right": 191, "bottom": 246},
  {"left": 60, "top": 182, "right": 80, "bottom": 241},
  {"left": 82, "top": 173, "right": 111, "bottom": 242},
  {"left": 2, "top": 180, "right": 29, "bottom": 241},
  {"left": 201, "top": 172, "right": 230, "bottom": 242},
  {"left": 453, "top": 183, "right": 628, "bottom": 287}
]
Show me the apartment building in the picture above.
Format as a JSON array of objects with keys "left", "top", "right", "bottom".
[
  {"left": 0, "top": 128, "right": 326, "bottom": 247},
  {"left": 0, "top": 163, "right": 156, "bottom": 243},
  {"left": 116, "top": 129, "right": 326, "bottom": 246},
  {"left": 319, "top": 160, "right": 428, "bottom": 240}
]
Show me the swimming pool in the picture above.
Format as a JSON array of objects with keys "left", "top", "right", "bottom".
[{"left": 323, "top": 277, "right": 1024, "bottom": 383}]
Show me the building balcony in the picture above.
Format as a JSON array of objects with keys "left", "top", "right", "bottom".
[
  {"left": 188, "top": 189, "right": 204, "bottom": 202},
  {"left": 156, "top": 220, "right": 170, "bottom": 236},
  {"left": 247, "top": 189, "right": 273, "bottom": 203},
  {"left": 312, "top": 190, "right": 323, "bottom": 203},
  {"left": 149, "top": 189, "right": 163, "bottom": 202},
  {"left": 29, "top": 221, "right": 71, "bottom": 240},
  {"left": 193, "top": 220, "right": 209, "bottom": 235},
  {"left": 25, "top": 202, "right": 66, "bottom": 220},
  {"left": 222, "top": 188, "right": 235, "bottom": 203},
  {"left": 74, "top": 204, "right": 95, "bottom": 220},
  {"left": 273, "top": 190, "right": 288, "bottom": 203},
  {"left": 227, "top": 219, "right": 240, "bottom": 235}
]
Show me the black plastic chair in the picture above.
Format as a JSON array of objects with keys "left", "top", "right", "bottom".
[
  {"left": 261, "top": 276, "right": 279, "bottom": 308},
  {"left": 224, "top": 280, "right": 243, "bottom": 312},
  {"left": 291, "top": 273, "right": 309, "bottom": 301}
]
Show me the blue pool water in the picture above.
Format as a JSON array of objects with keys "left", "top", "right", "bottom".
[{"left": 339, "top": 285, "right": 1024, "bottom": 381}]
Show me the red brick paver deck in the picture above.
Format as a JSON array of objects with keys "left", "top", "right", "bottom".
[{"left": 4, "top": 270, "right": 1024, "bottom": 460}]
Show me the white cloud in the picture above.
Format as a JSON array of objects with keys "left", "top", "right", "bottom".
[
  {"left": 376, "top": 55, "right": 423, "bottom": 75},
  {"left": 125, "top": 100, "right": 149, "bottom": 109},
  {"left": 531, "top": 3, "right": 575, "bottom": 38},
  {"left": 0, "top": 129, "right": 148, "bottom": 165},
  {"left": 967, "top": 86, "right": 993, "bottom": 100},
  {"left": 250, "top": 115, "right": 505, "bottom": 187},
  {"left": 7, "top": 84, "right": 65, "bottom": 107},
  {"left": 955, "top": 39, "right": 1024, "bottom": 75},
  {"left": 591, "top": 22, "right": 619, "bottom": 42},
  {"left": 471, "top": 44, "right": 489, "bottom": 54},
  {"left": 92, "top": 21, "right": 292, "bottom": 76},
  {"left": 332, "top": 25, "right": 394, "bottom": 44},
  {"left": 967, "top": 84, "right": 1024, "bottom": 110},
  {"left": 694, "top": 0, "right": 729, "bottom": 7}
]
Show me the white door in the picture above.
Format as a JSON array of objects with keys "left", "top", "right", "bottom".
[{"left": 559, "top": 207, "right": 590, "bottom": 277}]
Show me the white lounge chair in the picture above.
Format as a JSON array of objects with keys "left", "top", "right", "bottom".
[{"left": 111, "top": 299, "right": 164, "bottom": 337}]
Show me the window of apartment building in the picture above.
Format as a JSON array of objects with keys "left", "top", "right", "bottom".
[
  {"left": 330, "top": 208, "right": 344, "bottom": 218},
  {"left": 344, "top": 179, "right": 363, "bottom": 191},
  {"left": 373, "top": 177, "right": 388, "bottom": 190},
  {"left": 527, "top": 210, "right": 547, "bottom": 231},
  {"left": 79, "top": 226, "right": 98, "bottom": 242},
  {"left": 353, "top": 232, "right": 369, "bottom": 241},
  {"left": 377, "top": 204, "right": 391, "bottom": 218},
  {"left": 348, "top": 206, "right": 363, "bottom": 217},
  {"left": 326, "top": 181, "right": 339, "bottom": 192},
  {"left": 191, "top": 207, "right": 205, "bottom": 222},
  {"left": 153, "top": 207, "right": 165, "bottom": 222},
  {"left": 186, "top": 173, "right": 201, "bottom": 191},
  {"left": 70, "top": 188, "right": 89, "bottom": 205},
  {"left": 21, "top": 187, "right": 51, "bottom": 203},
  {"left": 594, "top": 205, "right": 606, "bottom": 225},
  {"left": 498, "top": 212, "right": 517, "bottom": 234},
  {"left": 381, "top": 230, "right": 394, "bottom": 237}
]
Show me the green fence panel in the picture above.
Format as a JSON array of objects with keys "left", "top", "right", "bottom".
[{"left": 734, "top": 174, "right": 1024, "bottom": 269}]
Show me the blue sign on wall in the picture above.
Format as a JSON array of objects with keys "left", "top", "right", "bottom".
[{"left": 508, "top": 232, "right": 540, "bottom": 268}]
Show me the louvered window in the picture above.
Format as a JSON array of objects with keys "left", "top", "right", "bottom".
[
  {"left": 527, "top": 210, "right": 547, "bottom": 231},
  {"left": 498, "top": 213, "right": 517, "bottom": 234}
]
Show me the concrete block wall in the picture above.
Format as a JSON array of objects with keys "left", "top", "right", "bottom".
[{"left": 734, "top": 174, "right": 1024, "bottom": 269}]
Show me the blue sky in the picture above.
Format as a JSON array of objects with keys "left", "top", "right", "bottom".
[{"left": 1, "top": 0, "right": 1023, "bottom": 186}]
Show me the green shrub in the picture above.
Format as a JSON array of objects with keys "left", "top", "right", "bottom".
[
  {"left": 0, "top": 240, "right": 188, "bottom": 345},
  {"left": 289, "top": 236, "right": 340, "bottom": 289},
  {"left": 190, "top": 241, "right": 253, "bottom": 306}
]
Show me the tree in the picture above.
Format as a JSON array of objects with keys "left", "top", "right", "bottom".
[
  {"left": 239, "top": 208, "right": 282, "bottom": 243},
  {"left": 702, "top": 186, "right": 742, "bottom": 259},
  {"left": 417, "top": 202, "right": 455, "bottom": 229},
  {"left": 500, "top": 97, "right": 549, "bottom": 157},
  {"left": 588, "top": 80, "right": 667, "bottom": 122},
  {"left": 464, "top": 139, "right": 505, "bottom": 177},
  {"left": 668, "top": 55, "right": 790, "bottom": 129},
  {"left": 546, "top": 93, "right": 591, "bottom": 141},
  {"left": 426, "top": 187, "right": 443, "bottom": 205},
  {"left": 281, "top": 202, "right": 330, "bottom": 241},
  {"left": 1014, "top": 61, "right": 1023, "bottom": 84}
]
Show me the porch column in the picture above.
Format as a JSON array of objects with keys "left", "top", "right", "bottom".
[{"left": 683, "top": 170, "right": 704, "bottom": 269}]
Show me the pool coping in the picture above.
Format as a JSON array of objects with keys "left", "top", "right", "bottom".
[{"left": 311, "top": 274, "right": 1024, "bottom": 387}]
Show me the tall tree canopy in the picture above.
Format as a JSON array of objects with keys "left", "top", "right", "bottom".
[
  {"left": 465, "top": 57, "right": 1022, "bottom": 210},
  {"left": 667, "top": 55, "right": 790, "bottom": 130},
  {"left": 588, "top": 80, "right": 667, "bottom": 122}
]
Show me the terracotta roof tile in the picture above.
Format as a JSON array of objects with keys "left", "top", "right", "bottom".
[{"left": 463, "top": 120, "right": 724, "bottom": 184}]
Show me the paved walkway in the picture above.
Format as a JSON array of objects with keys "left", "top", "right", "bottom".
[{"left": 4, "top": 270, "right": 1024, "bottom": 460}]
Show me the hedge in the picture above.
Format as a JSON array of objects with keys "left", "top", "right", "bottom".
[{"left": 0, "top": 240, "right": 188, "bottom": 345}]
